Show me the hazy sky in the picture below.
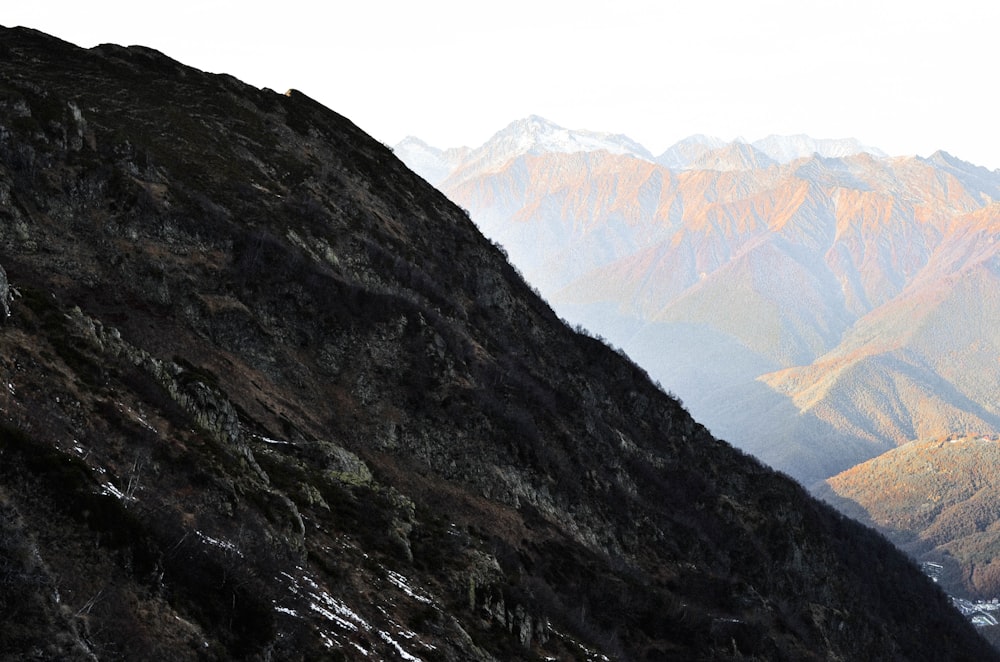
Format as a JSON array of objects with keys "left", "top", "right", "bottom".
[{"left": 5, "top": 1, "right": 999, "bottom": 169}]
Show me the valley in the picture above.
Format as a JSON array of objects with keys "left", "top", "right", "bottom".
[
  {"left": 398, "top": 117, "right": 1000, "bottom": 635},
  {"left": 398, "top": 116, "right": 1000, "bottom": 488}
]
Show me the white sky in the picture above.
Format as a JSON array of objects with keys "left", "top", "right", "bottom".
[{"left": 5, "top": 1, "right": 999, "bottom": 169}]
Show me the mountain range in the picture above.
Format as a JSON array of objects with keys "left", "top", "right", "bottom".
[
  {"left": 1, "top": 25, "right": 996, "bottom": 660},
  {"left": 395, "top": 117, "right": 887, "bottom": 178},
  {"left": 397, "top": 116, "right": 1000, "bottom": 488}
]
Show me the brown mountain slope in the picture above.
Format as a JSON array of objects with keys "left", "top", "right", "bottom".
[
  {"left": 818, "top": 435, "right": 1000, "bottom": 600},
  {"left": 761, "top": 221, "right": 1000, "bottom": 466},
  {"left": 0, "top": 26, "right": 995, "bottom": 661}
]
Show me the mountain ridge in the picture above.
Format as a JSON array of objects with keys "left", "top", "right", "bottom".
[
  {"left": 817, "top": 434, "right": 1000, "bottom": 601},
  {"left": 404, "top": 117, "right": 894, "bottom": 184}
]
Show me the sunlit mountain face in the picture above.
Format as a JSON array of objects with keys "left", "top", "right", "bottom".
[
  {"left": 817, "top": 434, "right": 1000, "bottom": 600},
  {"left": 399, "top": 119, "right": 1000, "bottom": 487}
]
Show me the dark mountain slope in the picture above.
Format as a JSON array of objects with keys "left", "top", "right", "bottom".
[{"left": 0, "top": 26, "right": 994, "bottom": 660}]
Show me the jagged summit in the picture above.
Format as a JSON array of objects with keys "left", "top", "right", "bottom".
[
  {"left": 402, "top": 118, "right": 892, "bottom": 183},
  {"left": 397, "top": 115, "right": 655, "bottom": 185},
  {"left": 446, "top": 115, "right": 654, "bottom": 185},
  {"left": 657, "top": 133, "right": 885, "bottom": 170},
  {"left": 656, "top": 133, "right": 729, "bottom": 168},
  {"left": 751, "top": 133, "right": 886, "bottom": 163},
  {"left": 922, "top": 150, "right": 1000, "bottom": 201},
  {"left": 688, "top": 140, "right": 778, "bottom": 172},
  {"left": 488, "top": 114, "right": 654, "bottom": 160}
]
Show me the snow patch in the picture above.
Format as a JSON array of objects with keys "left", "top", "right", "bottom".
[
  {"left": 377, "top": 629, "right": 422, "bottom": 662},
  {"left": 101, "top": 482, "right": 126, "bottom": 500},
  {"left": 318, "top": 631, "right": 338, "bottom": 649},
  {"left": 117, "top": 402, "right": 157, "bottom": 432},
  {"left": 194, "top": 530, "right": 243, "bottom": 557},
  {"left": 255, "top": 434, "right": 292, "bottom": 446},
  {"left": 309, "top": 601, "right": 360, "bottom": 631},
  {"left": 281, "top": 571, "right": 370, "bottom": 634},
  {"left": 276, "top": 568, "right": 435, "bottom": 658},
  {"left": 385, "top": 569, "right": 433, "bottom": 604}
]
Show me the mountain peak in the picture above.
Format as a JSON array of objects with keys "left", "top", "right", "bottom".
[
  {"left": 658, "top": 134, "right": 886, "bottom": 169},
  {"left": 396, "top": 135, "right": 434, "bottom": 149},
  {"left": 689, "top": 141, "right": 777, "bottom": 172},
  {"left": 751, "top": 134, "right": 886, "bottom": 163},
  {"left": 657, "top": 134, "right": 729, "bottom": 168},
  {"left": 921, "top": 150, "right": 1000, "bottom": 202},
  {"left": 487, "top": 115, "right": 654, "bottom": 161},
  {"left": 396, "top": 116, "right": 654, "bottom": 185},
  {"left": 507, "top": 114, "right": 563, "bottom": 132},
  {"left": 413, "top": 115, "right": 656, "bottom": 187},
  {"left": 925, "top": 149, "right": 967, "bottom": 168},
  {"left": 392, "top": 136, "right": 470, "bottom": 185}
]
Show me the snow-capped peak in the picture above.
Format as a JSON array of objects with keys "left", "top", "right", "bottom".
[
  {"left": 658, "top": 134, "right": 886, "bottom": 170},
  {"left": 395, "top": 117, "right": 652, "bottom": 185},
  {"left": 751, "top": 134, "right": 886, "bottom": 163},
  {"left": 485, "top": 115, "right": 654, "bottom": 161},
  {"left": 417, "top": 115, "right": 653, "bottom": 185}
]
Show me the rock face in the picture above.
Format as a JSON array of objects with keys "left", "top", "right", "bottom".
[
  {"left": 0, "top": 261, "right": 8, "bottom": 320},
  {"left": 0, "top": 25, "right": 996, "bottom": 661}
]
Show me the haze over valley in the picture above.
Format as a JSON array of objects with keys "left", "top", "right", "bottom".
[
  {"left": 397, "top": 117, "right": 1000, "bottom": 487},
  {"left": 398, "top": 117, "right": 1000, "bottom": 615}
]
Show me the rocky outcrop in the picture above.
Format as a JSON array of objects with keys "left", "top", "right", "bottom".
[{"left": 0, "top": 262, "right": 9, "bottom": 320}]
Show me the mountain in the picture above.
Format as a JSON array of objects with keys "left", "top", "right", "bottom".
[
  {"left": 751, "top": 134, "right": 887, "bottom": 164},
  {"left": 656, "top": 135, "right": 883, "bottom": 172},
  {"left": 391, "top": 136, "right": 470, "bottom": 186},
  {"left": 483, "top": 115, "right": 655, "bottom": 160},
  {"left": 398, "top": 123, "right": 1000, "bottom": 487},
  {"left": 686, "top": 141, "right": 778, "bottom": 172},
  {"left": 1, "top": 25, "right": 996, "bottom": 661},
  {"left": 416, "top": 115, "right": 655, "bottom": 189},
  {"left": 817, "top": 435, "right": 1000, "bottom": 601},
  {"left": 656, "top": 134, "right": 729, "bottom": 169}
]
